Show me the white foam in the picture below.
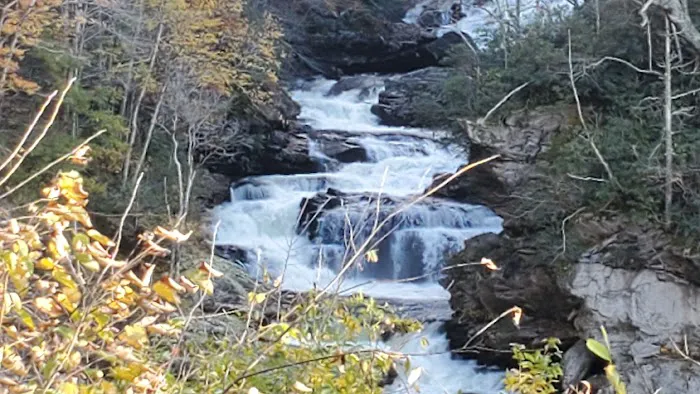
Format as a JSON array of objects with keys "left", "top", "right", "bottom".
[{"left": 213, "top": 76, "right": 505, "bottom": 393}]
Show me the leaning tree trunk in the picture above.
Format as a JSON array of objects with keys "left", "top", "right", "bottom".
[{"left": 642, "top": 0, "right": 700, "bottom": 55}]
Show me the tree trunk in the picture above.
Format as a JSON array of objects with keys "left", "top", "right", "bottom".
[
  {"left": 643, "top": 0, "right": 700, "bottom": 55},
  {"left": 132, "top": 84, "right": 166, "bottom": 186},
  {"left": 663, "top": 16, "right": 673, "bottom": 230},
  {"left": 121, "top": 22, "right": 164, "bottom": 189}
]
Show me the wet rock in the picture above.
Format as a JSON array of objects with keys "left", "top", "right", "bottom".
[
  {"left": 562, "top": 340, "right": 598, "bottom": 390},
  {"left": 310, "top": 132, "right": 369, "bottom": 163},
  {"left": 327, "top": 75, "right": 384, "bottom": 98},
  {"left": 371, "top": 67, "right": 454, "bottom": 126},
  {"left": 206, "top": 129, "right": 317, "bottom": 178},
  {"left": 442, "top": 232, "right": 582, "bottom": 367},
  {"left": 417, "top": 9, "right": 447, "bottom": 28}
]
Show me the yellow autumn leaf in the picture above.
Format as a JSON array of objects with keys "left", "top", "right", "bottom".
[
  {"left": 59, "top": 382, "right": 79, "bottom": 394},
  {"left": 511, "top": 306, "right": 523, "bottom": 327},
  {"left": 147, "top": 323, "right": 181, "bottom": 337},
  {"left": 178, "top": 276, "right": 199, "bottom": 293},
  {"left": 48, "top": 235, "right": 70, "bottom": 260},
  {"left": 1, "top": 292, "right": 21, "bottom": 314},
  {"left": 153, "top": 279, "right": 181, "bottom": 305},
  {"left": 247, "top": 291, "right": 266, "bottom": 305},
  {"left": 119, "top": 324, "right": 149, "bottom": 349},
  {"left": 34, "top": 296, "right": 63, "bottom": 317},
  {"left": 52, "top": 268, "right": 78, "bottom": 290},
  {"left": 8, "top": 218, "right": 20, "bottom": 234},
  {"left": 479, "top": 257, "right": 500, "bottom": 271},
  {"left": 77, "top": 254, "right": 101, "bottom": 272},
  {"left": 365, "top": 249, "right": 378, "bottom": 263},
  {"left": 196, "top": 277, "right": 214, "bottom": 295},
  {"left": 112, "top": 363, "right": 145, "bottom": 381},
  {"left": 154, "top": 226, "right": 193, "bottom": 243},
  {"left": 198, "top": 261, "right": 223, "bottom": 278},
  {"left": 70, "top": 145, "right": 91, "bottom": 165},
  {"left": 87, "top": 229, "right": 115, "bottom": 248},
  {"left": 17, "top": 309, "right": 35, "bottom": 330},
  {"left": 36, "top": 257, "right": 55, "bottom": 270},
  {"left": 142, "top": 238, "right": 171, "bottom": 256}
]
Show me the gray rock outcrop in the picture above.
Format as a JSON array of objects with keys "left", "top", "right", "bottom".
[{"left": 439, "top": 103, "right": 700, "bottom": 392}]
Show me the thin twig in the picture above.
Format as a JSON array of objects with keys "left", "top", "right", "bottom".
[
  {"left": 0, "top": 130, "right": 107, "bottom": 200},
  {"left": 568, "top": 30, "right": 622, "bottom": 190},
  {"left": 113, "top": 172, "right": 144, "bottom": 255},
  {"left": 478, "top": 81, "right": 530, "bottom": 125},
  {"left": 0, "top": 78, "right": 77, "bottom": 188},
  {"left": 0, "top": 90, "right": 57, "bottom": 173},
  {"left": 462, "top": 306, "right": 521, "bottom": 349}
]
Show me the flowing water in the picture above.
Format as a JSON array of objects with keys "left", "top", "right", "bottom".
[{"left": 213, "top": 77, "right": 505, "bottom": 393}]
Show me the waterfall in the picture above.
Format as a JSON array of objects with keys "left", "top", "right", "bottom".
[{"left": 213, "top": 75, "right": 505, "bottom": 393}]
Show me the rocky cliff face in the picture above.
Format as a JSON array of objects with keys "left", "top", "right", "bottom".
[
  {"left": 268, "top": 0, "right": 462, "bottom": 77},
  {"left": 438, "top": 106, "right": 700, "bottom": 392}
]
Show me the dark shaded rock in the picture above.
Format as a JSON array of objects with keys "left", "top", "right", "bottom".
[
  {"left": 442, "top": 232, "right": 582, "bottom": 367},
  {"left": 417, "top": 9, "right": 447, "bottom": 28},
  {"left": 269, "top": 0, "right": 461, "bottom": 77},
  {"left": 327, "top": 75, "right": 383, "bottom": 98},
  {"left": 424, "top": 106, "right": 570, "bottom": 215},
  {"left": 371, "top": 67, "right": 454, "bottom": 126},
  {"left": 254, "top": 82, "right": 301, "bottom": 126},
  {"left": 206, "top": 129, "right": 316, "bottom": 178},
  {"left": 192, "top": 170, "right": 233, "bottom": 207},
  {"left": 198, "top": 256, "right": 257, "bottom": 314},
  {"left": 562, "top": 340, "right": 597, "bottom": 390},
  {"left": 428, "top": 164, "right": 509, "bottom": 210},
  {"left": 462, "top": 107, "right": 569, "bottom": 190},
  {"left": 310, "top": 131, "right": 369, "bottom": 163}
]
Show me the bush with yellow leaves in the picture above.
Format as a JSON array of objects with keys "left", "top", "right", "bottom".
[
  {"left": 0, "top": 79, "right": 427, "bottom": 394},
  {"left": 0, "top": 166, "right": 425, "bottom": 393},
  {"left": 0, "top": 167, "right": 222, "bottom": 392}
]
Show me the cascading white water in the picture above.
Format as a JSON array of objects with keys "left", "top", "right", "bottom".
[
  {"left": 213, "top": 76, "right": 505, "bottom": 393},
  {"left": 403, "top": 0, "right": 573, "bottom": 48}
]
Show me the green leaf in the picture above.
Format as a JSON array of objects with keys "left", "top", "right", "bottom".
[{"left": 586, "top": 339, "right": 612, "bottom": 362}]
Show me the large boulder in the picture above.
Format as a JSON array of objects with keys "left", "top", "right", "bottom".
[
  {"left": 443, "top": 232, "right": 582, "bottom": 367},
  {"left": 205, "top": 127, "right": 317, "bottom": 178},
  {"left": 307, "top": 130, "right": 369, "bottom": 164},
  {"left": 371, "top": 67, "right": 454, "bottom": 126}
]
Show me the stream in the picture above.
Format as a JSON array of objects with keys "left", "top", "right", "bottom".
[{"left": 213, "top": 77, "right": 505, "bottom": 393}]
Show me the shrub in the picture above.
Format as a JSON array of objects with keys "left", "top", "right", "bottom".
[
  {"left": 0, "top": 167, "right": 217, "bottom": 392},
  {"left": 504, "top": 338, "right": 564, "bottom": 394}
]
